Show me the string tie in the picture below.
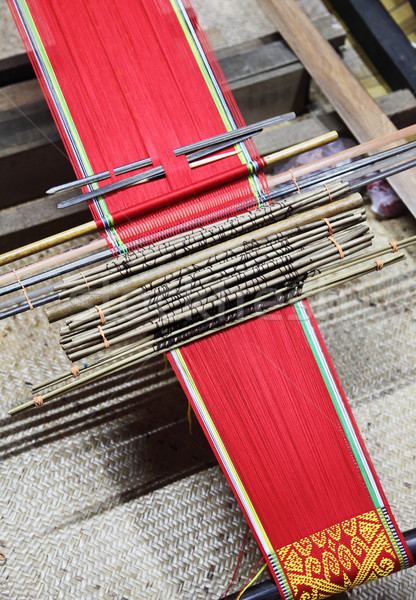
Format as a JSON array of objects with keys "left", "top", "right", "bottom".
[
  {"left": 324, "top": 183, "right": 333, "bottom": 202},
  {"left": 328, "top": 236, "right": 344, "bottom": 259},
  {"left": 95, "top": 305, "right": 106, "bottom": 325},
  {"left": 389, "top": 241, "right": 398, "bottom": 253},
  {"left": 289, "top": 169, "right": 301, "bottom": 194},
  {"left": 70, "top": 365, "right": 80, "bottom": 378},
  {"left": 13, "top": 269, "right": 33, "bottom": 310},
  {"left": 376, "top": 260, "right": 384, "bottom": 271},
  {"left": 321, "top": 217, "right": 333, "bottom": 236},
  {"left": 34, "top": 395, "right": 44, "bottom": 407},
  {"left": 97, "top": 325, "right": 110, "bottom": 349},
  {"left": 79, "top": 271, "right": 90, "bottom": 292}
]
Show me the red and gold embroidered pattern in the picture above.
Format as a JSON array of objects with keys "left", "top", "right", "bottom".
[{"left": 276, "top": 510, "right": 401, "bottom": 599}]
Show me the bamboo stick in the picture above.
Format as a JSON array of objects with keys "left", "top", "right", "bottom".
[
  {"left": 63, "top": 211, "right": 365, "bottom": 333},
  {"left": 62, "top": 213, "right": 366, "bottom": 337},
  {"left": 56, "top": 182, "right": 348, "bottom": 296},
  {"left": 64, "top": 233, "right": 371, "bottom": 361},
  {"left": 0, "top": 221, "right": 98, "bottom": 266},
  {"left": 29, "top": 236, "right": 414, "bottom": 399}
]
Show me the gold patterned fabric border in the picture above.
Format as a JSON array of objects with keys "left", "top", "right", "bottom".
[{"left": 274, "top": 510, "right": 401, "bottom": 600}]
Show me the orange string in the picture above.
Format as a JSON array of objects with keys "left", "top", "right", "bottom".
[
  {"left": 328, "top": 236, "right": 344, "bottom": 259},
  {"left": 97, "top": 325, "right": 110, "bottom": 348},
  {"left": 13, "top": 269, "right": 33, "bottom": 310}
]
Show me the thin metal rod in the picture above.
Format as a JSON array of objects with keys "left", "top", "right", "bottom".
[
  {"left": 46, "top": 156, "right": 153, "bottom": 195},
  {"left": 0, "top": 293, "right": 59, "bottom": 319},
  {"left": 0, "top": 249, "right": 111, "bottom": 299},
  {"left": 350, "top": 156, "right": 416, "bottom": 191},
  {"left": 174, "top": 113, "right": 295, "bottom": 156},
  {"left": 269, "top": 140, "right": 416, "bottom": 199},
  {"left": 57, "top": 165, "right": 166, "bottom": 209},
  {"left": 186, "top": 131, "right": 262, "bottom": 162}
]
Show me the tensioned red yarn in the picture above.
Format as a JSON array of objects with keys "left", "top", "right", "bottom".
[
  {"left": 172, "top": 305, "right": 375, "bottom": 547},
  {"left": 9, "top": 0, "right": 266, "bottom": 251},
  {"left": 170, "top": 303, "right": 413, "bottom": 595}
]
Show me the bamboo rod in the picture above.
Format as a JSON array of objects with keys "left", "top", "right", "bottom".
[
  {"left": 263, "top": 131, "right": 338, "bottom": 164},
  {"left": 64, "top": 233, "right": 371, "bottom": 361},
  {"left": 0, "top": 220, "right": 98, "bottom": 266},
  {"left": 62, "top": 214, "right": 366, "bottom": 338},
  {"left": 63, "top": 211, "right": 365, "bottom": 333},
  {"left": 56, "top": 183, "right": 348, "bottom": 297}
]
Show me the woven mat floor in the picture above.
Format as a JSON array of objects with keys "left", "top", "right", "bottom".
[{"left": 0, "top": 203, "right": 415, "bottom": 600}]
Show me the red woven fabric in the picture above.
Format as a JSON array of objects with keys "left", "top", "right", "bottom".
[
  {"left": 170, "top": 303, "right": 413, "bottom": 596},
  {"left": 8, "top": 0, "right": 266, "bottom": 250}
]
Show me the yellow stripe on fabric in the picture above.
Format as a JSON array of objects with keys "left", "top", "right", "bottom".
[
  {"left": 377, "top": 508, "right": 407, "bottom": 570},
  {"left": 174, "top": 348, "right": 274, "bottom": 555},
  {"left": 236, "top": 563, "right": 268, "bottom": 600},
  {"left": 170, "top": 0, "right": 263, "bottom": 208},
  {"left": 18, "top": 0, "right": 91, "bottom": 171}
]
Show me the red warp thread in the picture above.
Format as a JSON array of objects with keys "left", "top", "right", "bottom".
[{"left": 12, "top": 0, "right": 267, "bottom": 251}]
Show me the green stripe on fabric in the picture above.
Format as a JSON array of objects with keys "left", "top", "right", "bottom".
[
  {"left": 294, "top": 301, "right": 381, "bottom": 507},
  {"left": 268, "top": 553, "right": 294, "bottom": 600},
  {"left": 170, "top": 0, "right": 262, "bottom": 208},
  {"left": 377, "top": 508, "right": 407, "bottom": 570},
  {"left": 19, "top": 0, "right": 91, "bottom": 172},
  {"left": 18, "top": 0, "right": 125, "bottom": 249}
]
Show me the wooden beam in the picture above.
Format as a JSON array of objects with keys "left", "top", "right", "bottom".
[
  {"left": 257, "top": 0, "right": 416, "bottom": 218},
  {"left": 327, "top": 0, "right": 416, "bottom": 93}
]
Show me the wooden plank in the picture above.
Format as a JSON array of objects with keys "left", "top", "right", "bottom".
[
  {"left": 327, "top": 0, "right": 416, "bottom": 93},
  {"left": 217, "top": 15, "right": 345, "bottom": 121},
  {"left": 257, "top": 0, "right": 416, "bottom": 218}
]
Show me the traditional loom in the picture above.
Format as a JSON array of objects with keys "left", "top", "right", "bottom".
[{"left": 2, "top": 1, "right": 416, "bottom": 598}]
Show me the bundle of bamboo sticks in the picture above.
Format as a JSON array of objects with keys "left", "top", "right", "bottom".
[{"left": 2, "top": 127, "right": 416, "bottom": 415}]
